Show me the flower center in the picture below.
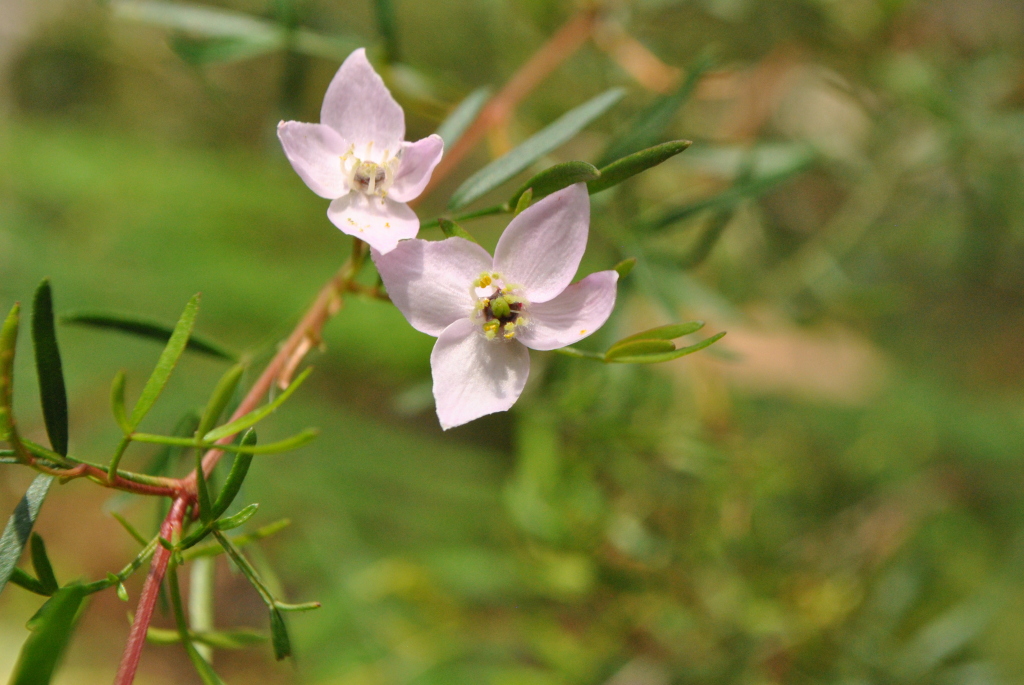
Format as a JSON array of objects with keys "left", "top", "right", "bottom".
[
  {"left": 472, "top": 272, "right": 528, "bottom": 340},
  {"left": 340, "top": 143, "right": 401, "bottom": 198}
]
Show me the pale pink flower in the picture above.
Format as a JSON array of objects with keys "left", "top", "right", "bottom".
[
  {"left": 374, "top": 184, "right": 618, "bottom": 429},
  {"left": 277, "top": 48, "right": 443, "bottom": 254}
]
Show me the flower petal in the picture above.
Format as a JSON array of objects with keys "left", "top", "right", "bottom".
[
  {"left": 276, "top": 121, "right": 351, "bottom": 199},
  {"left": 328, "top": 194, "right": 418, "bottom": 254},
  {"left": 431, "top": 318, "right": 530, "bottom": 430},
  {"left": 388, "top": 135, "right": 444, "bottom": 203},
  {"left": 321, "top": 48, "right": 404, "bottom": 152},
  {"left": 516, "top": 271, "right": 619, "bottom": 351},
  {"left": 493, "top": 183, "right": 591, "bottom": 303},
  {"left": 373, "top": 237, "right": 493, "bottom": 336}
]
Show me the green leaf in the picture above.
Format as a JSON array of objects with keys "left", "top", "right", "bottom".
[
  {"left": 31, "top": 280, "right": 68, "bottom": 457},
  {"left": 0, "top": 303, "right": 20, "bottom": 444},
  {"left": 116, "top": 580, "right": 129, "bottom": 602},
  {"left": 507, "top": 161, "right": 600, "bottom": 210},
  {"left": 211, "top": 431, "right": 255, "bottom": 519},
  {"left": 8, "top": 584, "right": 87, "bottom": 685},
  {"left": 513, "top": 187, "right": 533, "bottom": 215},
  {"left": 613, "top": 258, "right": 636, "bottom": 279},
  {"left": 147, "top": 626, "right": 267, "bottom": 648},
  {"left": 197, "top": 364, "right": 245, "bottom": 439},
  {"left": 195, "top": 451, "right": 214, "bottom": 526},
  {"left": 606, "top": 331, "right": 726, "bottom": 364},
  {"left": 615, "top": 321, "right": 705, "bottom": 346},
  {"left": 438, "top": 218, "right": 479, "bottom": 244},
  {"left": 170, "top": 34, "right": 281, "bottom": 66},
  {"left": 598, "top": 53, "right": 714, "bottom": 166},
  {"left": 29, "top": 534, "right": 58, "bottom": 596},
  {"left": 9, "top": 567, "right": 51, "bottom": 596},
  {"left": 0, "top": 475, "right": 54, "bottom": 597},
  {"left": 166, "top": 564, "right": 227, "bottom": 685},
  {"left": 269, "top": 609, "right": 291, "bottom": 661},
  {"left": 132, "top": 428, "right": 318, "bottom": 455},
  {"left": 448, "top": 88, "right": 625, "bottom": 210},
  {"left": 203, "top": 367, "right": 312, "bottom": 443},
  {"left": 111, "top": 513, "right": 148, "bottom": 547},
  {"left": 274, "top": 600, "right": 321, "bottom": 612},
  {"left": 110, "top": 371, "right": 130, "bottom": 434},
  {"left": 435, "top": 87, "right": 491, "bottom": 149},
  {"left": 604, "top": 339, "right": 676, "bottom": 361},
  {"left": 372, "top": 0, "right": 400, "bottom": 63},
  {"left": 111, "top": 0, "right": 281, "bottom": 41},
  {"left": 212, "top": 530, "right": 294, "bottom": 659},
  {"left": 129, "top": 294, "right": 201, "bottom": 429},
  {"left": 588, "top": 140, "right": 691, "bottom": 195},
  {"left": 215, "top": 503, "right": 259, "bottom": 531},
  {"left": 61, "top": 310, "right": 236, "bottom": 361},
  {"left": 183, "top": 519, "right": 291, "bottom": 561}
]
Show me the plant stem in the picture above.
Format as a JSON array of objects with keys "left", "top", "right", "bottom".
[
  {"left": 415, "top": 6, "right": 600, "bottom": 204},
  {"left": 113, "top": 496, "right": 188, "bottom": 685}
]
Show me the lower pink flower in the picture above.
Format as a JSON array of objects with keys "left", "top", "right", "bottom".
[{"left": 373, "top": 183, "right": 618, "bottom": 429}]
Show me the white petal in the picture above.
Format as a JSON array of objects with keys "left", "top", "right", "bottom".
[
  {"left": 388, "top": 135, "right": 444, "bottom": 203},
  {"left": 328, "top": 194, "right": 418, "bottom": 254},
  {"left": 517, "top": 271, "right": 618, "bottom": 351},
  {"left": 493, "top": 183, "right": 590, "bottom": 303},
  {"left": 431, "top": 318, "right": 530, "bottom": 430},
  {"left": 321, "top": 48, "right": 404, "bottom": 152},
  {"left": 373, "top": 237, "right": 493, "bottom": 336},
  {"left": 276, "top": 121, "right": 351, "bottom": 199}
]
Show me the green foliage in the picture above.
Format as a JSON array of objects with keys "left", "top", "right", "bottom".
[
  {"left": 7, "top": 584, "right": 87, "bottom": 685},
  {"left": 203, "top": 367, "right": 312, "bottom": 442},
  {"left": 61, "top": 310, "right": 237, "bottom": 361},
  {"left": 438, "top": 218, "right": 478, "bottom": 243},
  {"left": 31, "top": 280, "right": 68, "bottom": 457},
  {"left": 448, "top": 88, "right": 625, "bottom": 209},
  {"left": 0, "top": 476, "right": 53, "bottom": 597},
  {"left": 506, "top": 161, "right": 600, "bottom": 210},
  {"left": 588, "top": 140, "right": 691, "bottom": 195},
  {"left": 435, "top": 87, "right": 491, "bottom": 149}
]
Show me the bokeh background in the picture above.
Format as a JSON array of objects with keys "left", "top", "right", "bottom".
[{"left": 2, "top": 0, "right": 1024, "bottom": 683}]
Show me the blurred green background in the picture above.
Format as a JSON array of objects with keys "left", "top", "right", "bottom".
[{"left": 2, "top": 0, "right": 1024, "bottom": 683}]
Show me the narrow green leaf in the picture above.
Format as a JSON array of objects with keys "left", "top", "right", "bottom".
[
  {"left": 436, "top": 87, "right": 491, "bottom": 149},
  {"left": 203, "top": 367, "right": 312, "bottom": 443},
  {"left": 274, "top": 600, "right": 321, "bottom": 612},
  {"left": 606, "top": 331, "right": 726, "bottom": 364},
  {"left": 554, "top": 346, "right": 605, "bottom": 360},
  {"left": 507, "top": 161, "right": 600, "bottom": 210},
  {"left": 211, "top": 431, "right": 255, "bottom": 519},
  {"left": 215, "top": 503, "right": 259, "bottom": 531},
  {"left": 29, "top": 534, "right": 58, "bottom": 595},
  {"left": 438, "top": 218, "right": 479, "bottom": 244},
  {"left": 449, "top": 88, "right": 625, "bottom": 210},
  {"left": 110, "top": 513, "right": 148, "bottom": 547},
  {"left": 31, "top": 280, "right": 68, "bottom": 456},
  {"left": 197, "top": 364, "right": 245, "bottom": 439},
  {"left": 614, "top": 258, "right": 636, "bottom": 279},
  {"left": 422, "top": 204, "right": 507, "bottom": 230},
  {"left": 167, "top": 564, "right": 227, "bottom": 685},
  {"left": 9, "top": 567, "right": 51, "bottom": 596},
  {"left": 61, "top": 310, "right": 236, "bottom": 361},
  {"left": 110, "top": 371, "right": 130, "bottom": 434},
  {"left": 195, "top": 450, "right": 213, "bottom": 526},
  {"left": 0, "top": 475, "right": 54, "bottom": 597},
  {"left": 269, "top": 609, "right": 291, "bottom": 661},
  {"left": 212, "top": 530, "right": 294, "bottom": 659},
  {"left": 598, "top": 53, "right": 714, "bottom": 166},
  {"left": 111, "top": 0, "right": 280, "bottom": 41},
  {"left": 8, "top": 584, "right": 87, "bottom": 685},
  {"left": 147, "top": 626, "right": 267, "bottom": 648},
  {"left": 117, "top": 581, "right": 129, "bottom": 602},
  {"left": 615, "top": 321, "right": 705, "bottom": 346},
  {"left": 128, "top": 294, "right": 200, "bottom": 429},
  {"left": 604, "top": 339, "right": 676, "bottom": 361},
  {"left": 588, "top": 140, "right": 691, "bottom": 195},
  {"left": 171, "top": 34, "right": 281, "bottom": 66},
  {"left": 372, "top": 0, "right": 399, "bottom": 62},
  {"left": 132, "top": 428, "right": 318, "bottom": 455},
  {"left": 183, "top": 519, "right": 291, "bottom": 561},
  {"left": 0, "top": 303, "right": 20, "bottom": 443},
  {"left": 514, "top": 187, "right": 533, "bottom": 215}
]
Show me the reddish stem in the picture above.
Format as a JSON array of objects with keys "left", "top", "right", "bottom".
[{"left": 113, "top": 496, "right": 189, "bottom": 685}]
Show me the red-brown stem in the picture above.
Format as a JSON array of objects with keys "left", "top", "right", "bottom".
[
  {"left": 113, "top": 496, "right": 189, "bottom": 685},
  {"left": 415, "top": 6, "right": 600, "bottom": 205}
]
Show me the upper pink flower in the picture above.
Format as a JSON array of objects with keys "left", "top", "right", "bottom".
[
  {"left": 374, "top": 184, "right": 618, "bottom": 429},
  {"left": 277, "top": 48, "right": 443, "bottom": 254}
]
